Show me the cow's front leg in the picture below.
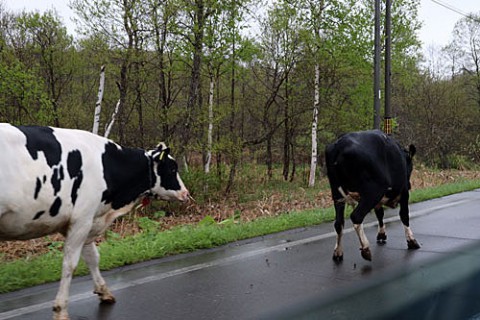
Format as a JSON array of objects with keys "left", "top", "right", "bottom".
[
  {"left": 332, "top": 201, "right": 345, "bottom": 263},
  {"left": 374, "top": 207, "right": 387, "bottom": 244},
  {"left": 399, "top": 192, "right": 420, "bottom": 250},
  {"left": 82, "top": 242, "right": 116, "bottom": 304}
]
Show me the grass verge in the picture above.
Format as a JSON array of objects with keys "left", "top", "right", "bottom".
[{"left": 1, "top": 179, "right": 480, "bottom": 294}]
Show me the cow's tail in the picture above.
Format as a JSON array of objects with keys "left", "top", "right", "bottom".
[
  {"left": 325, "top": 143, "right": 358, "bottom": 207},
  {"left": 337, "top": 186, "right": 358, "bottom": 207}
]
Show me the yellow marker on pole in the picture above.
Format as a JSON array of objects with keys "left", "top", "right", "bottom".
[{"left": 384, "top": 117, "right": 392, "bottom": 135}]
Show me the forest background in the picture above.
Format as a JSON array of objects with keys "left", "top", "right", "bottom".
[{"left": 1, "top": 0, "right": 480, "bottom": 194}]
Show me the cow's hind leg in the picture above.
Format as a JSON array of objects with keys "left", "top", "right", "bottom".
[
  {"left": 53, "top": 222, "right": 92, "bottom": 320},
  {"left": 374, "top": 207, "right": 387, "bottom": 244},
  {"left": 351, "top": 190, "right": 384, "bottom": 261},
  {"left": 399, "top": 191, "right": 420, "bottom": 250},
  {"left": 332, "top": 201, "right": 346, "bottom": 263},
  {"left": 82, "top": 242, "right": 116, "bottom": 304}
]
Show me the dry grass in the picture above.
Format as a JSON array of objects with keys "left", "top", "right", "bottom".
[{"left": 1, "top": 168, "right": 479, "bottom": 262}]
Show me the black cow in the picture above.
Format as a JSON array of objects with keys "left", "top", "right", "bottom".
[
  {"left": 0, "top": 124, "right": 189, "bottom": 320},
  {"left": 325, "top": 130, "right": 419, "bottom": 262}
]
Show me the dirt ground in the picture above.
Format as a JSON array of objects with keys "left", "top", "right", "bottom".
[{"left": 1, "top": 168, "right": 479, "bottom": 262}]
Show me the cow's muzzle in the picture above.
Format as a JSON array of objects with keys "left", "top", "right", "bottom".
[{"left": 178, "top": 189, "right": 192, "bottom": 202}]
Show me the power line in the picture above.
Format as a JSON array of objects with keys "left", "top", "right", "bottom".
[{"left": 430, "top": 0, "right": 479, "bottom": 22}]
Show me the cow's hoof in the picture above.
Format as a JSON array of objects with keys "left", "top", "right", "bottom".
[
  {"left": 407, "top": 239, "right": 421, "bottom": 250},
  {"left": 332, "top": 253, "right": 344, "bottom": 263},
  {"left": 94, "top": 287, "right": 116, "bottom": 304},
  {"left": 360, "top": 248, "right": 372, "bottom": 261},
  {"left": 376, "top": 232, "right": 387, "bottom": 245},
  {"left": 52, "top": 306, "right": 69, "bottom": 320},
  {"left": 99, "top": 295, "right": 116, "bottom": 304},
  {"left": 53, "top": 313, "right": 69, "bottom": 320}
]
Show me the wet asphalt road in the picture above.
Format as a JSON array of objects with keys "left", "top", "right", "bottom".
[{"left": 2, "top": 190, "right": 480, "bottom": 320}]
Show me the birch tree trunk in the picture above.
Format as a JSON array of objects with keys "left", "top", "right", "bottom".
[
  {"left": 92, "top": 65, "right": 105, "bottom": 135},
  {"left": 308, "top": 63, "right": 320, "bottom": 187},
  {"left": 282, "top": 71, "right": 290, "bottom": 181},
  {"left": 104, "top": 99, "right": 121, "bottom": 139},
  {"left": 307, "top": 0, "right": 324, "bottom": 188},
  {"left": 205, "top": 71, "right": 214, "bottom": 173}
]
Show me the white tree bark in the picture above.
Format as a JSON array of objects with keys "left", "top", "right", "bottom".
[
  {"left": 308, "top": 63, "right": 320, "bottom": 187},
  {"left": 104, "top": 99, "right": 121, "bottom": 139},
  {"left": 205, "top": 73, "right": 214, "bottom": 173},
  {"left": 92, "top": 65, "right": 106, "bottom": 135}
]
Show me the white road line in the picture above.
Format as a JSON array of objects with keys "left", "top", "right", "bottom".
[{"left": 0, "top": 198, "right": 473, "bottom": 319}]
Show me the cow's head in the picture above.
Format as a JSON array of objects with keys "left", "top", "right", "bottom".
[{"left": 148, "top": 143, "right": 190, "bottom": 202}]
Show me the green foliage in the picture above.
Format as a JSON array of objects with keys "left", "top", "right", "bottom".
[
  {"left": 152, "top": 210, "right": 167, "bottom": 219},
  {"left": 45, "top": 237, "right": 64, "bottom": 253},
  {"left": 0, "top": 0, "right": 477, "bottom": 175},
  {"left": 0, "top": 61, "right": 53, "bottom": 124},
  {"left": 199, "top": 215, "right": 216, "bottom": 226},
  {"left": 443, "top": 155, "right": 478, "bottom": 171},
  {"left": 410, "top": 179, "right": 480, "bottom": 203},
  {"left": 137, "top": 217, "right": 161, "bottom": 234}
]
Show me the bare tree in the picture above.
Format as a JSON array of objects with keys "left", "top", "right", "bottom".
[
  {"left": 92, "top": 65, "right": 105, "bottom": 135},
  {"left": 451, "top": 13, "right": 480, "bottom": 109},
  {"left": 305, "top": 0, "right": 326, "bottom": 187}
]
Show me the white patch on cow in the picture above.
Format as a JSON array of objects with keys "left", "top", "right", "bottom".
[
  {"left": 156, "top": 141, "right": 167, "bottom": 150},
  {"left": 404, "top": 226, "right": 415, "bottom": 242},
  {"left": 89, "top": 203, "right": 135, "bottom": 240},
  {"left": 353, "top": 223, "right": 370, "bottom": 249},
  {"left": 378, "top": 225, "right": 386, "bottom": 235},
  {"left": 153, "top": 172, "right": 189, "bottom": 202},
  {"left": 334, "top": 232, "right": 343, "bottom": 258}
]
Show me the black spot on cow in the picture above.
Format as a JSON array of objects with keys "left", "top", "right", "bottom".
[
  {"left": 71, "top": 177, "right": 83, "bottom": 205},
  {"left": 43, "top": 175, "right": 47, "bottom": 183},
  {"left": 16, "top": 126, "right": 62, "bottom": 168},
  {"left": 50, "top": 197, "right": 62, "bottom": 217},
  {"left": 33, "top": 211, "right": 45, "bottom": 220},
  {"left": 101, "top": 142, "right": 153, "bottom": 210},
  {"left": 34, "top": 177, "right": 42, "bottom": 199},
  {"left": 51, "top": 165, "right": 64, "bottom": 196},
  {"left": 67, "top": 150, "right": 83, "bottom": 205},
  {"left": 67, "top": 150, "right": 82, "bottom": 178}
]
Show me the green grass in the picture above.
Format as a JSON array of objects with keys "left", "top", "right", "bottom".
[
  {"left": 410, "top": 179, "right": 480, "bottom": 202},
  {"left": 1, "top": 179, "right": 480, "bottom": 293}
]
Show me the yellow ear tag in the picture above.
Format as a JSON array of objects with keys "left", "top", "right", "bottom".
[{"left": 159, "top": 151, "right": 165, "bottom": 161}]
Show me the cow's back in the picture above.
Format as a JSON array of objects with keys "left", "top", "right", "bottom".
[
  {"left": 326, "top": 130, "right": 408, "bottom": 194},
  {"left": 0, "top": 124, "right": 110, "bottom": 240}
]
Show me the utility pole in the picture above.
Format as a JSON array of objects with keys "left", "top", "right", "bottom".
[
  {"left": 384, "top": 0, "right": 393, "bottom": 135},
  {"left": 373, "top": 0, "right": 381, "bottom": 130}
]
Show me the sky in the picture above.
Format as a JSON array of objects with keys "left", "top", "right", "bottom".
[
  {"left": 2, "top": 0, "right": 480, "bottom": 52},
  {"left": 418, "top": 0, "right": 479, "bottom": 50}
]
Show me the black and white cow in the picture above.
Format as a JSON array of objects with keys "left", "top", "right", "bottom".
[
  {"left": 0, "top": 124, "right": 189, "bottom": 320},
  {"left": 325, "top": 130, "right": 420, "bottom": 262}
]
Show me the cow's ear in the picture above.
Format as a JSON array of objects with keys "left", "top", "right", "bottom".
[
  {"left": 159, "top": 147, "right": 171, "bottom": 161},
  {"left": 408, "top": 144, "right": 416, "bottom": 158},
  {"left": 152, "top": 146, "right": 170, "bottom": 161},
  {"left": 156, "top": 142, "right": 168, "bottom": 151},
  {"left": 152, "top": 144, "right": 170, "bottom": 162}
]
